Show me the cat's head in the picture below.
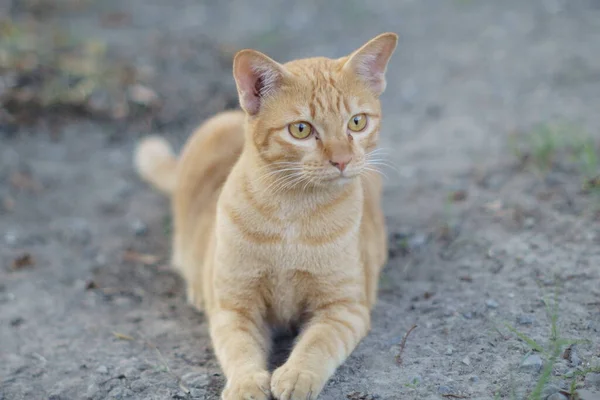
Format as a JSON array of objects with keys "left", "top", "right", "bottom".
[{"left": 233, "top": 33, "right": 397, "bottom": 189}]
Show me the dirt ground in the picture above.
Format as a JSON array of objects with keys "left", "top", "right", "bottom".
[{"left": 2, "top": 1, "right": 600, "bottom": 399}]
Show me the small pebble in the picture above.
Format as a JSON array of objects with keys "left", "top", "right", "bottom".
[
  {"left": 408, "top": 233, "right": 428, "bottom": 252},
  {"left": 517, "top": 314, "right": 535, "bottom": 325},
  {"left": 524, "top": 217, "right": 535, "bottom": 229},
  {"left": 128, "top": 84, "right": 160, "bottom": 107},
  {"left": 542, "top": 384, "right": 562, "bottom": 398},
  {"left": 585, "top": 373, "right": 600, "bottom": 389},
  {"left": 4, "top": 232, "right": 18, "bottom": 246},
  {"left": 577, "top": 389, "right": 600, "bottom": 400},
  {"left": 189, "top": 388, "right": 207, "bottom": 398},
  {"left": 553, "top": 361, "right": 569, "bottom": 375},
  {"left": 438, "top": 385, "right": 455, "bottom": 395},
  {"left": 182, "top": 372, "right": 209, "bottom": 388},
  {"left": 131, "top": 219, "right": 148, "bottom": 236},
  {"left": 568, "top": 346, "right": 582, "bottom": 367},
  {"left": 463, "top": 311, "right": 474, "bottom": 320},
  {"left": 108, "top": 386, "right": 134, "bottom": 399},
  {"left": 469, "top": 376, "right": 479, "bottom": 383},
  {"left": 521, "top": 354, "right": 543, "bottom": 372},
  {"left": 445, "top": 346, "right": 454, "bottom": 355},
  {"left": 485, "top": 299, "right": 499, "bottom": 309},
  {"left": 130, "top": 380, "right": 147, "bottom": 392},
  {"left": 565, "top": 369, "right": 576, "bottom": 378},
  {"left": 94, "top": 254, "right": 107, "bottom": 267},
  {"left": 462, "top": 356, "right": 471, "bottom": 366},
  {"left": 547, "top": 394, "right": 568, "bottom": 400},
  {"left": 96, "top": 365, "right": 109, "bottom": 374}
]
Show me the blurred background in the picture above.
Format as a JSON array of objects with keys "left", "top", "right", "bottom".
[{"left": 1, "top": 1, "right": 600, "bottom": 399}]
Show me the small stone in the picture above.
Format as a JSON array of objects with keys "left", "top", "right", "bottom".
[
  {"left": 557, "top": 380, "right": 568, "bottom": 390},
  {"left": 85, "top": 383, "right": 101, "bottom": 398},
  {"left": 128, "top": 84, "right": 160, "bottom": 107},
  {"left": 485, "top": 299, "right": 499, "bottom": 309},
  {"left": 553, "top": 361, "right": 569, "bottom": 375},
  {"left": 521, "top": 354, "right": 543, "bottom": 372},
  {"left": 517, "top": 314, "right": 535, "bottom": 325},
  {"left": 547, "top": 393, "right": 568, "bottom": 400},
  {"left": 96, "top": 365, "right": 109, "bottom": 374},
  {"left": 181, "top": 372, "right": 209, "bottom": 389},
  {"left": 463, "top": 311, "right": 474, "bottom": 320},
  {"left": 542, "top": 384, "right": 562, "bottom": 398},
  {"left": 445, "top": 346, "right": 454, "bottom": 355},
  {"left": 461, "top": 356, "right": 471, "bottom": 366},
  {"left": 130, "top": 380, "right": 147, "bottom": 392},
  {"left": 469, "top": 376, "right": 479, "bottom": 383},
  {"left": 4, "top": 232, "right": 18, "bottom": 246},
  {"left": 108, "top": 386, "right": 134, "bottom": 399},
  {"left": 565, "top": 369, "right": 576, "bottom": 378},
  {"left": 408, "top": 233, "right": 428, "bottom": 252},
  {"left": 173, "top": 390, "right": 189, "bottom": 399},
  {"left": 131, "top": 219, "right": 148, "bottom": 236},
  {"left": 524, "top": 217, "right": 535, "bottom": 229},
  {"left": 568, "top": 346, "right": 582, "bottom": 367},
  {"left": 577, "top": 389, "right": 600, "bottom": 400},
  {"left": 438, "top": 385, "right": 455, "bottom": 395},
  {"left": 94, "top": 254, "right": 107, "bottom": 267},
  {"left": 585, "top": 373, "right": 600, "bottom": 389},
  {"left": 10, "top": 317, "right": 24, "bottom": 327},
  {"left": 189, "top": 388, "right": 207, "bottom": 398}
]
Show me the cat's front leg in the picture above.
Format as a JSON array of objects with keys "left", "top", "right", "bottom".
[
  {"left": 271, "top": 301, "right": 370, "bottom": 400},
  {"left": 210, "top": 308, "right": 272, "bottom": 400}
]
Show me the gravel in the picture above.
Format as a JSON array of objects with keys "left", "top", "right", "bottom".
[{"left": 2, "top": 1, "right": 600, "bottom": 399}]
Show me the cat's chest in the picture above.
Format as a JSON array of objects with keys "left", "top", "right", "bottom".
[{"left": 265, "top": 269, "right": 307, "bottom": 326}]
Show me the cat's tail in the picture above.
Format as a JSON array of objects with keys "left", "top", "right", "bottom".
[{"left": 134, "top": 136, "right": 178, "bottom": 195}]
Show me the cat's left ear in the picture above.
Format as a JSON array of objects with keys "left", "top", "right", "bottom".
[{"left": 343, "top": 32, "right": 398, "bottom": 96}]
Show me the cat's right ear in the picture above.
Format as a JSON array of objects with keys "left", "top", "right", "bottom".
[{"left": 233, "top": 50, "right": 287, "bottom": 116}]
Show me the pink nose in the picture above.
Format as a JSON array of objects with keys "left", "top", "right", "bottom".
[{"left": 330, "top": 156, "right": 352, "bottom": 172}]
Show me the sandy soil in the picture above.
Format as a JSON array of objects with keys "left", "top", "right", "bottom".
[{"left": 1, "top": 1, "right": 600, "bottom": 399}]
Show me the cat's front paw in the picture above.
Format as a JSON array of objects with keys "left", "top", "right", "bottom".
[
  {"left": 221, "top": 370, "right": 271, "bottom": 400},
  {"left": 271, "top": 365, "right": 323, "bottom": 400}
]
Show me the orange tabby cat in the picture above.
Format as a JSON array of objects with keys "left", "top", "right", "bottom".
[{"left": 134, "top": 32, "right": 397, "bottom": 400}]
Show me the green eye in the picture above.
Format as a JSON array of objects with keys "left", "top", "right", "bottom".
[
  {"left": 348, "top": 114, "right": 367, "bottom": 132},
  {"left": 288, "top": 121, "right": 313, "bottom": 139}
]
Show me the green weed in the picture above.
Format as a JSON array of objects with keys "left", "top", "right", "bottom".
[{"left": 499, "top": 291, "right": 594, "bottom": 400}]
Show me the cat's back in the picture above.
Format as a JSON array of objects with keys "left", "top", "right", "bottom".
[{"left": 172, "top": 110, "right": 246, "bottom": 276}]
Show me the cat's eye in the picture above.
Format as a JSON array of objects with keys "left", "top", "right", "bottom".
[
  {"left": 288, "top": 121, "right": 313, "bottom": 139},
  {"left": 348, "top": 114, "right": 368, "bottom": 132}
]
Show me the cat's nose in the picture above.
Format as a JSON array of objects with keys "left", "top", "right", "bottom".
[{"left": 329, "top": 156, "right": 352, "bottom": 172}]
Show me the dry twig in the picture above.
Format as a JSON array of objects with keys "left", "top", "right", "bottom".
[{"left": 395, "top": 324, "right": 417, "bottom": 365}]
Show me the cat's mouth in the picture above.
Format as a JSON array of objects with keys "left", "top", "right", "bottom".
[{"left": 322, "top": 169, "right": 360, "bottom": 183}]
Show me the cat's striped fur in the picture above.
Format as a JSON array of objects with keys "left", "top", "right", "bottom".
[{"left": 134, "top": 33, "right": 397, "bottom": 400}]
